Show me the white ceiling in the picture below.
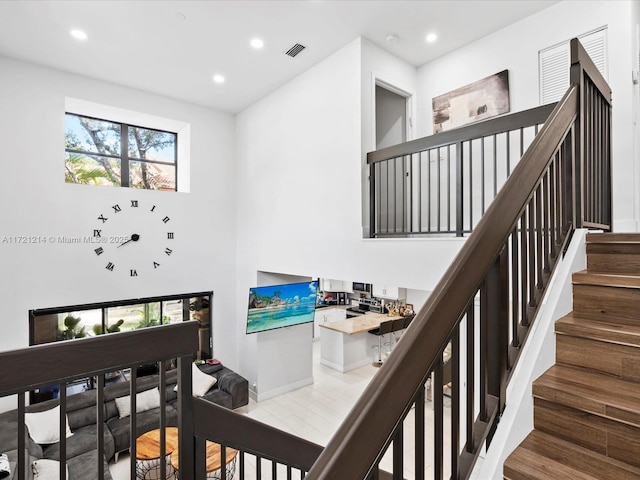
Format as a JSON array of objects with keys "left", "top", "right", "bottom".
[{"left": 0, "top": 1, "right": 559, "bottom": 114}]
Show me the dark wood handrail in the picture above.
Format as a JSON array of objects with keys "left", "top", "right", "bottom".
[
  {"left": 193, "top": 397, "right": 323, "bottom": 471},
  {"left": 307, "top": 86, "right": 579, "bottom": 479},
  {"left": 367, "top": 102, "right": 556, "bottom": 164},
  {"left": 571, "top": 38, "right": 611, "bottom": 104},
  {"left": 0, "top": 321, "right": 199, "bottom": 396}
]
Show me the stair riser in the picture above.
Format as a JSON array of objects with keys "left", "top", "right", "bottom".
[
  {"left": 573, "top": 283, "right": 640, "bottom": 325},
  {"left": 587, "top": 251, "right": 640, "bottom": 275},
  {"left": 556, "top": 334, "right": 640, "bottom": 382},
  {"left": 534, "top": 397, "right": 640, "bottom": 468},
  {"left": 533, "top": 382, "right": 640, "bottom": 429}
]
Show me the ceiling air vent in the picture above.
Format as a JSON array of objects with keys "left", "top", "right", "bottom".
[{"left": 285, "top": 43, "right": 306, "bottom": 58}]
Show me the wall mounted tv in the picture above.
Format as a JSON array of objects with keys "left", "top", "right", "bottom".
[{"left": 246, "top": 280, "right": 318, "bottom": 334}]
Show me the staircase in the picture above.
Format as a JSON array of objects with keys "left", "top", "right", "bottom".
[{"left": 504, "top": 233, "right": 640, "bottom": 479}]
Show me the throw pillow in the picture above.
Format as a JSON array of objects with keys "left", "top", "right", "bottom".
[
  {"left": 173, "top": 363, "right": 217, "bottom": 397},
  {"left": 0, "top": 453, "right": 10, "bottom": 480},
  {"left": 24, "top": 405, "right": 73, "bottom": 445},
  {"left": 32, "top": 459, "right": 68, "bottom": 480},
  {"left": 114, "top": 387, "right": 161, "bottom": 419}
]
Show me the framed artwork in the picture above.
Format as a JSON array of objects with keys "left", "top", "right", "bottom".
[{"left": 432, "top": 70, "right": 510, "bottom": 133}]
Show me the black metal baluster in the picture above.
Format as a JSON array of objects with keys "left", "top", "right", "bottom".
[
  {"left": 447, "top": 145, "right": 451, "bottom": 232},
  {"left": 506, "top": 130, "right": 511, "bottom": 177},
  {"left": 528, "top": 198, "right": 536, "bottom": 307},
  {"left": 129, "top": 367, "right": 137, "bottom": 480},
  {"left": 18, "top": 393, "right": 25, "bottom": 480},
  {"left": 481, "top": 136, "right": 486, "bottom": 214},
  {"left": 438, "top": 146, "right": 442, "bottom": 231},
  {"left": 434, "top": 356, "right": 444, "bottom": 480},
  {"left": 549, "top": 159, "right": 557, "bottom": 259},
  {"left": 493, "top": 134, "right": 497, "bottom": 198},
  {"left": 465, "top": 304, "right": 475, "bottom": 454},
  {"left": 159, "top": 363, "right": 166, "bottom": 480},
  {"left": 59, "top": 382, "right": 67, "bottom": 480},
  {"left": 455, "top": 143, "right": 463, "bottom": 236},
  {"left": 520, "top": 210, "right": 529, "bottom": 327},
  {"left": 97, "top": 375, "right": 105, "bottom": 480},
  {"left": 393, "top": 426, "right": 403, "bottom": 479},
  {"left": 451, "top": 326, "right": 460, "bottom": 479},
  {"left": 415, "top": 385, "right": 425, "bottom": 480},
  {"left": 220, "top": 445, "right": 228, "bottom": 480},
  {"left": 418, "top": 152, "right": 423, "bottom": 232},
  {"left": 535, "top": 185, "right": 543, "bottom": 289},
  {"left": 511, "top": 229, "right": 519, "bottom": 348},
  {"left": 469, "top": 140, "right": 473, "bottom": 231}
]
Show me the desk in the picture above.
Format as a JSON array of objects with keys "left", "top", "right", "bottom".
[
  {"left": 135, "top": 427, "right": 179, "bottom": 480},
  {"left": 171, "top": 441, "right": 238, "bottom": 480},
  {"left": 319, "top": 313, "right": 402, "bottom": 372}
]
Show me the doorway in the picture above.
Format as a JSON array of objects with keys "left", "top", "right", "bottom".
[
  {"left": 375, "top": 84, "right": 409, "bottom": 149},
  {"left": 374, "top": 82, "right": 412, "bottom": 233}
]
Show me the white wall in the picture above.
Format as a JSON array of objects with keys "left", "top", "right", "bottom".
[
  {"left": 417, "top": 0, "right": 637, "bottom": 231},
  {"left": 0, "top": 57, "right": 238, "bottom": 377},
  {"left": 235, "top": 38, "right": 465, "bottom": 394}
]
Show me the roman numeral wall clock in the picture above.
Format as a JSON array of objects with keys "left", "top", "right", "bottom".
[{"left": 92, "top": 199, "right": 175, "bottom": 277}]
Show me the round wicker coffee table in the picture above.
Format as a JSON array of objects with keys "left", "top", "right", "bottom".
[
  {"left": 171, "top": 441, "right": 238, "bottom": 480},
  {"left": 135, "top": 427, "right": 179, "bottom": 480}
]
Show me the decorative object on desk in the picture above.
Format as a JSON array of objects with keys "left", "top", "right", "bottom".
[{"left": 432, "top": 69, "right": 510, "bottom": 133}]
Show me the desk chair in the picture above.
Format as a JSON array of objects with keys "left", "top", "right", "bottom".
[{"left": 369, "top": 320, "right": 394, "bottom": 367}]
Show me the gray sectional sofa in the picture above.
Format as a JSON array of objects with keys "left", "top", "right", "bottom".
[{"left": 0, "top": 363, "right": 248, "bottom": 479}]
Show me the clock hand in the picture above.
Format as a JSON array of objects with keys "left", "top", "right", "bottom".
[{"left": 117, "top": 233, "right": 140, "bottom": 248}]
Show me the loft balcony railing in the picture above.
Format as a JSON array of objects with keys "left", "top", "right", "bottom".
[
  {"left": 308, "top": 38, "right": 611, "bottom": 479},
  {"left": 368, "top": 94, "right": 555, "bottom": 238},
  {"left": 0, "top": 38, "right": 612, "bottom": 480},
  {"left": 0, "top": 322, "right": 323, "bottom": 480}
]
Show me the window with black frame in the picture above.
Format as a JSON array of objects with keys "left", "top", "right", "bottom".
[
  {"left": 64, "top": 112, "right": 177, "bottom": 191},
  {"left": 28, "top": 292, "right": 212, "bottom": 403}
]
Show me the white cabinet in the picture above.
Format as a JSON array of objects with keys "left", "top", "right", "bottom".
[
  {"left": 372, "top": 285, "right": 406, "bottom": 300},
  {"left": 320, "top": 278, "right": 353, "bottom": 292},
  {"left": 313, "top": 307, "right": 346, "bottom": 339}
]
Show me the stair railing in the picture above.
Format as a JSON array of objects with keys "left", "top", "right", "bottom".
[{"left": 306, "top": 38, "right": 611, "bottom": 480}]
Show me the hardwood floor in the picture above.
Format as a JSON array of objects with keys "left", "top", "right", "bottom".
[{"left": 504, "top": 233, "right": 640, "bottom": 479}]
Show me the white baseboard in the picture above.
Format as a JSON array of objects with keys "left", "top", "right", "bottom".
[{"left": 254, "top": 376, "right": 314, "bottom": 402}]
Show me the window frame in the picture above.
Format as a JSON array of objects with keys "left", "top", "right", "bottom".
[{"left": 65, "top": 111, "right": 179, "bottom": 191}]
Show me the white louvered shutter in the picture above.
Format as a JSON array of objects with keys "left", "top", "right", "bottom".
[{"left": 539, "top": 27, "right": 607, "bottom": 105}]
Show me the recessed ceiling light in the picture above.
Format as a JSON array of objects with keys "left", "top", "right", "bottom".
[
  {"left": 250, "top": 38, "right": 264, "bottom": 49},
  {"left": 386, "top": 34, "right": 399, "bottom": 44},
  {"left": 70, "top": 29, "right": 88, "bottom": 41},
  {"left": 175, "top": 12, "right": 186, "bottom": 21},
  {"left": 426, "top": 32, "right": 438, "bottom": 44},
  {"left": 212, "top": 75, "right": 225, "bottom": 84}
]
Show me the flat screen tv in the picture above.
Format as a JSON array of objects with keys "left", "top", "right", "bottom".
[{"left": 246, "top": 280, "right": 318, "bottom": 334}]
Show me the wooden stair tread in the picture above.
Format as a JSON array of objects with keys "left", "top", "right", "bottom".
[
  {"left": 586, "top": 233, "right": 640, "bottom": 244},
  {"left": 572, "top": 270, "right": 640, "bottom": 288},
  {"left": 556, "top": 313, "right": 640, "bottom": 347},
  {"left": 504, "top": 430, "right": 640, "bottom": 480},
  {"left": 533, "top": 364, "right": 640, "bottom": 426}
]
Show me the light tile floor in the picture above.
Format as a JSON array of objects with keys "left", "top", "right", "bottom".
[{"left": 110, "top": 341, "right": 450, "bottom": 480}]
